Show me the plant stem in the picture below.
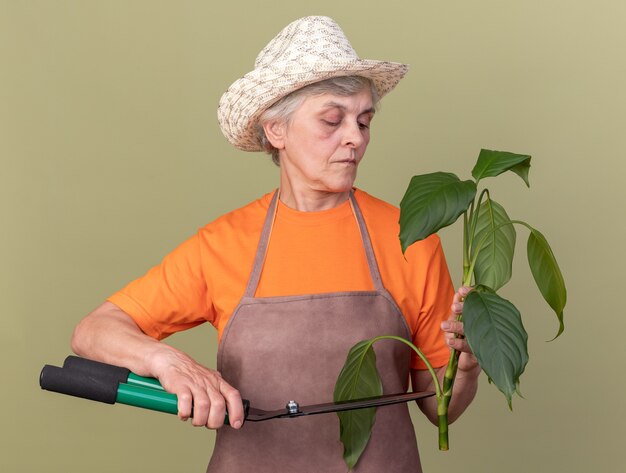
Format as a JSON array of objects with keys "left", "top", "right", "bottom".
[
  {"left": 370, "top": 335, "right": 441, "bottom": 398},
  {"left": 369, "top": 335, "right": 452, "bottom": 450},
  {"left": 463, "top": 212, "right": 470, "bottom": 279},
  {"left": 438, "top": 206, "right": 476, "bottom": 450},
  {"left": 438, "top": 345, "right": 460, "bottom": 450},
  {"left": 468, "top": 188, "right": 490, "bottom": 248}
]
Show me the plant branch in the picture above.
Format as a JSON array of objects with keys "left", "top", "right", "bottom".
[
  {"left": 370, "top": 335, "right": 442, "bottom": 398},
  {"left": 463, "top": 211, "right": 469, "bottom": 279},
  {"left": 468, "top": 188, "right": 491, "bottom": 248}
]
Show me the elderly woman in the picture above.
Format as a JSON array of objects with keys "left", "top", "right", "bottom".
[{"left": 72, "top": 16, "right": 480, "bottom": 472}]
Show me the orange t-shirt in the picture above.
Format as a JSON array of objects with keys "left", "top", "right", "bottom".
[{"left": 107, "top": 189, "right": 454, "bottom": 370}]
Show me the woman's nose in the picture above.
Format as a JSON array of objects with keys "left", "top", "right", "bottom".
[{"left": 342, "top": 121, "right": 366, "bottom": 148}]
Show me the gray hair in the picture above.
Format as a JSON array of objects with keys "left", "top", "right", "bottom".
[{"left": 255, "top": 76, "right": 380, "bottom": 166}]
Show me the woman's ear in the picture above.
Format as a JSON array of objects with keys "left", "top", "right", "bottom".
[{"left": 262, "top": 120, "right": 286, "bottom": 150}]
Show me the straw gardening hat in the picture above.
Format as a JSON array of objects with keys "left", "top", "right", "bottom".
[{"left": 217, "top": 16, "right": 409, "bottom": 151}]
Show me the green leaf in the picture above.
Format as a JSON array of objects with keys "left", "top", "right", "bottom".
[
  {"left": 527, "top": 227, "right": 567, "bottom": 339},
  {"left": 471, "top": 149, "right": 532, "bottom": 187},
  {"left": 463, "top": 289, "right": 529, "bottom": 408},
  {"left": 471, "top": 199, "right": 516, "bottom": 291},
  {"left": 333, "top": 339, "right": 383, "bottom": 469},
  {"left": 399, "top": 172, "right": 477, "bottom": 252}
]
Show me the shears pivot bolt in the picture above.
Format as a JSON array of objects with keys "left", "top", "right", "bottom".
[{"left": 286, "top": 400, "right": 299, "bottom": 414}]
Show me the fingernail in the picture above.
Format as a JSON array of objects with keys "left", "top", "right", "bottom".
[
  {"left": 441, "top": 321, "right": 450, "bottom": 330},
  {"left": 233, "top": 420, "right": 242, "bottom": 429}
]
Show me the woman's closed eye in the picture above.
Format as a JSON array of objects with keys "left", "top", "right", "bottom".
[{"left": 321, "top": 119, "right": 370, "bottom": 129}]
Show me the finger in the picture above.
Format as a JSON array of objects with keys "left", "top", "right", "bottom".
[
  {"left": 450, "top": 301, "right": 464, "bottom": 315},
  {"left": 446, "top": 335, "right": 472, "bottom": 353},
  {"left": 205, "top": 389, "right": 226, "bottom": 430},
  {"left": 176, "top": 388, "right": 194, "bottom": 421},
  {"left": 220, "top": 381, "right": 244, "bottom": 429},
  {"left": 441, "top": 320, "right": 465, "bottom": 336},
  {"left": 459, "top": 285, "right": 472, "bottom": 297},
  {"left": 451, "top": 286, "right": 473, "bottom": 311},
  {"left": 190, "top": 389, "right": 211, "bottom": 427}
]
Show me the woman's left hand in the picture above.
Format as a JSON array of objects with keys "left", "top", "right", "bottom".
[
  {"left": 441, "top": 286, "right": 480, "bottom": 373},
  {"left": 414, "top": 285, "right": 482, "bottom": 425}
]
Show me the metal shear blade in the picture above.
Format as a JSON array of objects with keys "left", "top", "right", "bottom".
[{"left": 245, "top": 391, "right": 435, "bottom": 422}]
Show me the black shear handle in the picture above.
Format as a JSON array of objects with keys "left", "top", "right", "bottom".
[{"left": 40, "top": 357, "right": 249, "bottom": 425}]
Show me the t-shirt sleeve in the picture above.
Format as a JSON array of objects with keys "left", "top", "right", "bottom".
[
  {"left": 411, "top": 237, "right": 454, "bottom": 370},
  {"left": 107, "top": 233, "right": 214, "bottom": 340}
]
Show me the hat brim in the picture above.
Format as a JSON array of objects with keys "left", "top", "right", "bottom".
[{"left": 218, "top": 59, "right": 409, "bottom": 152}]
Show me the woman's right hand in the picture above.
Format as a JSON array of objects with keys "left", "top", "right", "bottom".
[
  {"left": 150, "top": 347, "right": 245, "bottom": 429},
  {"left": 72, "top": 302, "right": 245, "bottom": 430}
]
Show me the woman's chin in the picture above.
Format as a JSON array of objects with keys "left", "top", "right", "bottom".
[
  {"left": 323, "top": 182, "right": 356, "bottom": 195},
  {"left": 324, "top": 174, "right": 358, "bottom": 193}
]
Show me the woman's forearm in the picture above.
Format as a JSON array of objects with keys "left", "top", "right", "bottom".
[
  {"left": 71, "top": 301, "right": 245, "bottom": 429},
  {"left": 444, "top": 363, "right": 480, "bottom": 423},
  {"left": 413, "top": 361, "right": 480, "bottom": 426},
  {"left": 71, "top": 301, "right": 175, "bottom": 378}
]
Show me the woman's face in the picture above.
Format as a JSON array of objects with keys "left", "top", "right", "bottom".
[{"left": 272, "top": 88, "right": 375, "bottom": 199}]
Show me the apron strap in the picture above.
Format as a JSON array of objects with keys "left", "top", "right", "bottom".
[
  {"left": 244, "top": 189, "right": 385, "bottom": 297},
  {"left": 243, "top": 190, "right": 280, "bottom": 298},
  {"left": 348, "top": 191, "right": 385, "bottom": 292}
]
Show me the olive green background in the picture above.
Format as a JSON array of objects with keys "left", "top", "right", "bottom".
[{"left": 2, "top": 1, "right": 624, "bottom": 471}]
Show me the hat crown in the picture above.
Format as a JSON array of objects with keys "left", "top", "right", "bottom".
[{"left": 254, "top": 16, "right": 359, "bottom": 69}]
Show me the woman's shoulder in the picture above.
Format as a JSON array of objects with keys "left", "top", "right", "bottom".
[
  {"left": 198, "top": 190, "right": 275, "bottom": 239},
  {"left": 354, "top": 188, "right": 398, "bottom": 216}
]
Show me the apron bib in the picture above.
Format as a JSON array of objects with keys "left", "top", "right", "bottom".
[{"left": 207, "top": 191, "right": 423, "bottom": 472}]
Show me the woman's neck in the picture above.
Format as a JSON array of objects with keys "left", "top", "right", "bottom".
[{"left": 278, "top": 179, "right": 351, "bottom": 211}]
